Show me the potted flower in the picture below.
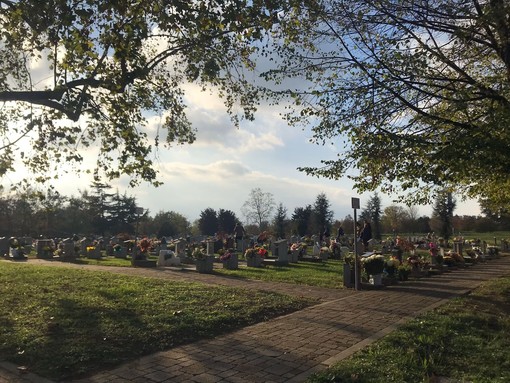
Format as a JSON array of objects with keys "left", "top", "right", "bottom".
[
  {"left": 289, "top": 243, "right": 301, "bottom": 262},
  {"left": 361, "top": 254, "right": 385, "bottom": 276},
  {"left": 398, "top": 262, "right": 412, "bottom": 281},
  {"left": 9, "top": 238, "right": 26, "bottom": 260},
  {"left": 320, "top": 246, "right": 330, "bottom": 260},
  {"left": 407, "top": 254, "right": 425, "bottom": 277},
  {"left": 343, "top": 252, "right": 357, "bottom": 287},
  {"left": 193, "top": 247, "right": 213, "bottom": 273},
  {"left": 220, "top": 248, "right": 238, "bottom": 270},
  {"left": 258, "top": 247, "right": 268, "bottom": 257},
  {"left": 245, "top": 247, "right": 263, "bottom": 267},
  {"left": 385, "top": 257, "right": 400, "bottom": 279}
]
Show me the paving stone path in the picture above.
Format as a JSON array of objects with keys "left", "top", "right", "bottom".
[{"left": 2, "top": 256, "right": 510, "bottom": 383}]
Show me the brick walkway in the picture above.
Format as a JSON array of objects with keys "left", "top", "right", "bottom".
[{"left": 2, "top": 256, "right": 510, "bottom": 383}]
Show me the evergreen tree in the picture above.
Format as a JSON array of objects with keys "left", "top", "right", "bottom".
[
  {"left": 292, "top": 205, "right": 313, "bottom": 237},
  {"left": 218, "top": 209, "right": 238, "bottom": 234},
  {"left": 109, "top": 191, "right": 137, "bottom": 234},
  {"left": 312, "top": 192, "right": 334, "bottom": 235},
  {"left": 272, "top": 203, "right": 288, "bottom": 239},
  {"left": 198, "top": 208, "right": 218, "bottom": 236},
  {"left": 362, "top": 193, "right": 382, "bottom": 240},
  {"left": 431, "top": 191, "right": 457, "bottom": 240}
]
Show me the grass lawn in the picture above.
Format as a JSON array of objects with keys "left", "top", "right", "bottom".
[
  {"left": 42, "top": 254, "right": 347, "bottom": 289},
  {"left": 215, "top": 259, "right": 345, "bottom": 288},
  {"left": 307, "top": 275, "right": 510, "bottom": 383},
  {"left": 0, "top": 261, "right": 313, "bottom": 381}
]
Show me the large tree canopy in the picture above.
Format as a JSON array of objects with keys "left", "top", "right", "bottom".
[
  {"left": 265, "top": 0, "right": 510, "bottom": 208},
  {"left": 0, "top": 0, "right": 283, "bottom": 185}
]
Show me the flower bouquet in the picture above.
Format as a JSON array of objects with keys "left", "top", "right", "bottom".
[
  {"left": 397, "top": 262, "right": 412, "bottom": 281},
  {"left": 361, "top": 254, "right": 385, "bottom": 276},
  {"left": 192, "top": 247, "right": 208, "bottom": 260},
  {"left": 245, "top": 247, "right": 263, "bottom": 267},
  {"left": 193, "top": 247, "right": 213, "bottom": 273},
  {"left": 320, "top": 246, "right": 330, "bottom": 260},
  {"left": 220, "top": 248, "right": 238, "bottom": 270},
  {"left": 343, "top": 252, "right": 356, "bottom": 267},
  {"left": 385, "top": 257, "right": 400, "bottom": 278}
]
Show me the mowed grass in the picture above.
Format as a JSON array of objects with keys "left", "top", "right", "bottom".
[
  {"left": 215, "top": 259, "right": 345, "bottom": 288},
  {"left": 307, "top": 275, "right": 510, "bottom": 383},
  {"left": 67, "top": 255, "right": 346, "bottom": 288},
  {"left": 0, "top": 262, "right": 313, "bottom": 381}
]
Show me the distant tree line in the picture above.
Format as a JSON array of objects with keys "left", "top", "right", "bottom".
[{"left": 2, "top": 185, "right": 509, "bottom": 241}]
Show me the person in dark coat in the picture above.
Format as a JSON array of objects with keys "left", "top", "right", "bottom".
[{"left": 359, "top": 221, "right": 372, "bottom": 252}]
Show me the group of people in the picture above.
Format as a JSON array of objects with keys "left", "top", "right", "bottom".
[
  {"left": 233, "top": 220, "right": 373, "bottom": 253},
  {"left": 319, "top": 220, "right": 372, "bottom": 252}
]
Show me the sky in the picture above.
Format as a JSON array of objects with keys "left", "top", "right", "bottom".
[
  {"left": 5, "top": 80, "right": 479, "bottom": 225},
  {"left": 130, "top": 83, "right": 481, "bottom": 223},
  {"left": 2, "top": 25, "right": 482, "bottom": 225}
]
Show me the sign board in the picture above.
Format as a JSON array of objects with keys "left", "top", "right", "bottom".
[
  {"left": 351, "top": 197, "right": 360, "bottom": 209},
  {"left": 135, "top": 207, "right": 144, "bottom": 215}
]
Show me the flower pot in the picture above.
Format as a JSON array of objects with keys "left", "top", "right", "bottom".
[
  {"left": 343, "top": 263, "right": 355, "bottom": 287},
  {"left": 195, "top": 256, "right": 214, "bottom": 273},
  {"left": 369, "top": 274, "right": 383, "bottom": 286},
  {"left": 222, "top": 254, "right": 238, "bottom": 270},
  {"left": 247, "top": 254, "right": 262, "bottom": 267},
  {"left": 399, "top": 270, "right": 410, "bottom": 281}
]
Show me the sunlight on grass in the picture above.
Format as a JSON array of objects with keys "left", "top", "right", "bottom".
[
  {"left": 215, "top": 259, "right": 345, "bottom": 288},
  {"left": 307, "top": 276, "right": 510, "bottom": 383},
  {"left": 0, "top": 262, "right": 313, "bottom": 380}
]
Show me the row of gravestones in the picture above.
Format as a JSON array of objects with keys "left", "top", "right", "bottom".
[
  {"left": 0, "top": 236, "right": 131, "bottom": 260},
  {"left": 1, "top": 237, "right": 33, "bottom": 260}
]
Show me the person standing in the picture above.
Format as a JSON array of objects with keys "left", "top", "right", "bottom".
[
  {"left": 359, "top": 221, "right": 372, "bottom": 252},
  {"left": 233, "top": 223, "right": 246, "bottom": 251}
]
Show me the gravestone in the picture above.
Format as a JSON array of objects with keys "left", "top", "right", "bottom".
[
  {"left": 236, "top": 238, "right": 250, "bottom": 254},
  {"left": 157, "top": 250, "right": 181, "bottom": 267},
  {"left": 19, "top": 237, "right": 33, "bottom": 254},
  {"left": 36, "top": 239, "right": 54, "bottom": 259},
  {"left": 453, "top": 241, "right": 463, "bottom": 255},
  {"left": 174, "top": 239, "right": 187, "bottom": 259},
  {"left": 80, "top": 238, "right": 94, "bottom": 257},
  {"left": 206, "top": 240, "right": 215, "bottom": 256},
  {"left": 289, "top": 248, "right": 299, "bottom": 263},
  {"left": 61, "top": 238, "right": 77, "bottom": 260},
  {"left": 86, "top": 245, "right": 101, "bottom": 259},
  {"left": 113, "top": 246, "right": 128, "bottom": 259},
  {"left": 0, "top": 237, "right": 10, "bottom": 257},
  {"left": 273, "top": 239, "right": 289, "bottom": 264}
]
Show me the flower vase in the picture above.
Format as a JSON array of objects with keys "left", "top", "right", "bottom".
[
  {"left": 247, "top": 254, "right": 262, "bottom": 267},
  {"left": 369, "top": 274, "right": 383, "bottom": 286},
  {"left": 343, "top": 263, "right": 355, "bottom": 287},
  {"left": 399, "top": 269, "right": 410, "bottom": 281},
  {"left": 222, "top": 254, "right": 238, "bottom": 270}
]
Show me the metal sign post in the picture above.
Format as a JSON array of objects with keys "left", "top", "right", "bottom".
[{"left": 352, "top": 197, "right": 361, "bottom": 291}]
